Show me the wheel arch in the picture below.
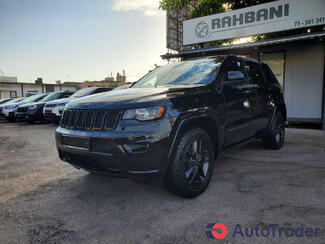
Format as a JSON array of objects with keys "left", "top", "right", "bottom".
[
  {"left": 278, "top": 103, "right": 287, "bottom": 122},
  {"left": 168, "top": 114, "right": 222, "bottom": 162}
]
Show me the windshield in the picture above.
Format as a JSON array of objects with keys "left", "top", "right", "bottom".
[
  {"left": 6, "top": 98, "right": 24, "bottom": 104},
  {"left": 21, "top": 94, "right": 45, "bottom": 103},
  {"left": 42, "top": 92, "right": 66, "bottom": 102},
  {"left": 133, "top": 58, "right": 223, "bottom": 88},
  {"left": 71, "top": 88, "right": 94, "bottom": 98}
]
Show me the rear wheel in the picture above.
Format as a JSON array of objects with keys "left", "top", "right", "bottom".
[
  {"left": 166, "top": 128, "right": 215, "bottom": 198},
  {"left": 262, "top": 111, "right": 285, "bottom": 149}
]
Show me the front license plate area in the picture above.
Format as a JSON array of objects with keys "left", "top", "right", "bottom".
[{"left": 62, "top": 135, "right": 90, "bottom": 150}]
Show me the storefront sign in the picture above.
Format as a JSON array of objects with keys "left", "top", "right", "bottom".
[{"left": 183, "top": 0, "right": 325, "bottom": 45}]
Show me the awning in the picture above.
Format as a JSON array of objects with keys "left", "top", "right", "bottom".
[{"left": 161, "top": 31, "right": 325, "bottom": 59}]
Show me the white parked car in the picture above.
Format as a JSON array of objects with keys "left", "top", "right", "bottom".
[
  {"left": 0, "top": 98, "right": 24, "bottom": 119},
  {"left": 43, "top": 87, "right": 113, "bottom": 123}
]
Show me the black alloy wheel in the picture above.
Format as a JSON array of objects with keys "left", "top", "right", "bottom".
[
  {"left": 166, "top": 128, "right": 215, "bottom": 198},
  {"left": 184, "top": 139, "right": 210, "bottom": 185}
]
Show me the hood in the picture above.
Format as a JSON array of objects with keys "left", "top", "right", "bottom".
[
  {"left": 67, "top": 85, "right": 210, "bottom": 110},
  {"left": 45, "top": 97, "right": 73, "bottom": 105},
  {"left": 19, "top": 101, "right": 46, "bottom": 108},
  {"left": 3, "top": 102, "right": 25, "bottom": 109}
]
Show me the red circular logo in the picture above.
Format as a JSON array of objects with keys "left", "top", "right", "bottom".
[{"left": 210, "top": 223, "right": 228, "bottom": 239}]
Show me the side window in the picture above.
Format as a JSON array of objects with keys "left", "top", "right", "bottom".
[
  {"left": 93, "top": 88, "right": 103, "bottom": 94},
  {"left": 60, "top": 93, "right": 72, "bottom": 99},
  {"left": 246, "top": 61, "right": 265, "bottom": 86},
  {"left": 93, "top": 88, "right": 109, "bottom": 94},
  {"left": 223, "top": 59, "right": 247, "bottom": 82}
]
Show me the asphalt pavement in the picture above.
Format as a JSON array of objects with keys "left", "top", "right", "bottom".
[{"left": 0, "top": 120, "right": 324, "bottom": 243}]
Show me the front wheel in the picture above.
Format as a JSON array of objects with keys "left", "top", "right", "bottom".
[
  {"left": 262, "top": 111, "right": 285, "bottom": 149},
  {"left": 165, "top": 128, "right": 215, "bottom": 198},
  {"left": 8, "top": 117, "right": 15, "bottom": 122}
]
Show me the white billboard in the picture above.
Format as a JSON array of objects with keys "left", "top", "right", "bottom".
[{"left": 183, "top": 0, "right": 325, "bottom": 45}]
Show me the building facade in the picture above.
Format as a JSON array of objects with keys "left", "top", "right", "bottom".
[
  {"left": 162, "top": 0, "right": 325, "bottom": 129},
  {"left": 0, "top": 77, "right": 80, "bottom": 99}
]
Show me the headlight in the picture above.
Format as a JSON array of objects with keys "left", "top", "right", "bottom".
[
  {"left": 122, "top": 106, "right": 165, "bottom": 121},
  {"left": 29, "top": 105, "right": 38, "bottom": 110}
]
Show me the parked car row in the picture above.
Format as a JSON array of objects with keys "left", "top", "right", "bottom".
[{"left": 0, "top": 87, "right": 114, "bottom": 123}]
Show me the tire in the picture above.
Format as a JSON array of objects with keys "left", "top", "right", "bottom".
[
  {"left": 262, "top": 111, "right": 285, "bottom": 149},
  {"left": 165, "top": 128, "right": 215, "bottom": 198},
  {"left": 28, "top": 120, "right": 35, "bottom": 124},
  {"left": 8, "top": 118, "right": 15, "bottom": 122}
]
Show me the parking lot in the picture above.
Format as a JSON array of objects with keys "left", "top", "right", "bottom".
[{"left": 0, "top": 121, "right": 324, "bottom": 243}]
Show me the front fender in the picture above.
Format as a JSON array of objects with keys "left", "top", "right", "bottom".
[{"left": 167, "top": 108, "right": 223, "bottom": 161}]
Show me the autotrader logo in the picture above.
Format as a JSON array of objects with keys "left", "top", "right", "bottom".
[
  {"left": 205, "top": 222, "right": 321, "bottom": 239},
  {"left": 195, "top": 21, "right": 209, "bottom": 38},
  {"left": 206, "top": 223, "right": 228, "bottom": 239}
]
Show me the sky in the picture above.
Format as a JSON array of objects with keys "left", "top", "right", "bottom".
[{"left": 0, "top": 0, "right": 167, "bottom": 83}]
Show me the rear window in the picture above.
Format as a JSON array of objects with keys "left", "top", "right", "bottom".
[
  {"left": 261, "top": 63, "right": 279, "bottom": 84},
  {"left": 245, "top": 61, "right": 265, "bottom": 86}
]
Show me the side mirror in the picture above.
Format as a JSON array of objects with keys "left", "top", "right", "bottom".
[{"left": 227, "top": 71, "right": 244, "bottom": 81}]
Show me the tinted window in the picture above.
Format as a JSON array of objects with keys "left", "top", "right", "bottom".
[
  {"left": 261, "top": 63, "right": 279, "bottom": 84},
  {"left": 60, "top": 92, "right": 74, "bottom": 98},
  {"left": 246, "top": 61, "right": 265, "bottom": 86},
  {"left": 133, "top": 58, "right": 224, "bottom": 88},
  {"left": 93, "top": 88, "right": 112, "bottom": 94}
]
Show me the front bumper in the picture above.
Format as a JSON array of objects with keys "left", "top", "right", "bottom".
[
  {"left": 15, "top": 111, "right": 28, "bottom": 120},
  {"left": 2, "top": 109, "right": 12, "bottom": 118},
  {"left": 44, "top": 112, "right": 61, "bottom": 122},
  {"left": 56, "top": 118, "right": 173, "bottom": 183}
]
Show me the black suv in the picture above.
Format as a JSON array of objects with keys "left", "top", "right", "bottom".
[{"left": 56, "top": 56, "right": 286, "bottom": 198}]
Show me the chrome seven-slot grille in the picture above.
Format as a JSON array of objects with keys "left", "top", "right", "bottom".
[{"left": 61, "top": 109, "right": 121, "bottom": 130}]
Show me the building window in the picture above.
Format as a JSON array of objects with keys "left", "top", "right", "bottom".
[
  {"left": 10, "top": 91, "right": 17, "bottom": 98},
  {"left": 260, "top": 52, "right": 285, "bottom": 88}
]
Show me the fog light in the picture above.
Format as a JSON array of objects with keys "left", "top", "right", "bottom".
[{"left": 123, "top": 144, "right": 149, "bottom": 153}]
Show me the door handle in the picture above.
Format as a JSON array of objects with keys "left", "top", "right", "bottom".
[{"left": 233, "top": 84, "right": 259, "bottom": 89}]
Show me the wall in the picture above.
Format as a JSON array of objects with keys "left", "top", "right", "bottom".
[
  {"left": 284, "top": 43, "right": 324, "bottom": 121},
  {"left": 21, "top": 84, "right": 43, "bottom": 95},
  {"left": 0, "top": 83, "right": 22, "bottom": 98},
  {"left": 0, "top": 82, "right": 79, "bottom": 98}
]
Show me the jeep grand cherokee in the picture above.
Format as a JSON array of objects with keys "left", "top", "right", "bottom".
[{"left": 56, "top": 55, "right": 286, "bottom": 198}]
